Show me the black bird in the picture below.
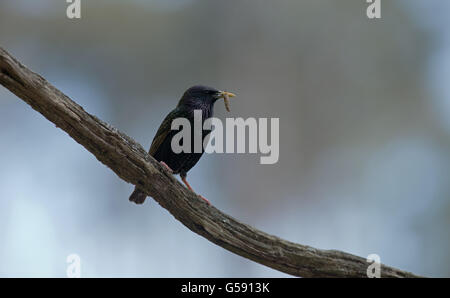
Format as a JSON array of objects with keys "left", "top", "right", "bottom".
[{"left": 129, "top": 85, "right": 235, "bottom": 205}]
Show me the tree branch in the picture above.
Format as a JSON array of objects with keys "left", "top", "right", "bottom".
[{"left": 0, "top": 47, "right": 421, "bottom": 278}]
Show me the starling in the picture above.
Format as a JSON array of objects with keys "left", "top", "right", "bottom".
[{"left": 129, "top": 85, "right": 236, "bottom": 205}]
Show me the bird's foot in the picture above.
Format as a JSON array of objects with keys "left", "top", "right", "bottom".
[
  {"left": 199, "top": 195, "right": 210, "bottom": 205},
  {"left": 181, "top": 175, "right": 210, "bottom": 205},
  {"left": 160, "top": 161, "right": 173, "bottom": 173}
]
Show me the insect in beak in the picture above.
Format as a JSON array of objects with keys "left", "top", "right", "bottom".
[{"left": 217, "top": 91, "right": 236, "bottom": 112}]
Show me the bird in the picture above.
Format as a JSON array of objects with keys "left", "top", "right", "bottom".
[{"left": 129, "top": 85, "right": 235, "bottom": 205}]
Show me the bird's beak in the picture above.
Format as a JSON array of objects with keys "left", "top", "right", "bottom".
[{"left": 217, "top": 91, "right": 236, "bottom": 99}]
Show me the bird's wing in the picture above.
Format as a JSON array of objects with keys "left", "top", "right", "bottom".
[{"left": 149, "top": 108, "right": 186, "bottom": 156}]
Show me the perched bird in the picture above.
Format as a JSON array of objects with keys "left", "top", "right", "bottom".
[{"left": 129, "top": 85, "right": 235, "bottom": 205}]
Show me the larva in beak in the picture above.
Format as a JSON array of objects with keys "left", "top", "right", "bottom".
[
  {"left": 224, "top": 93, "right": 231, "bottom": 112},
  {"left": 218, "top": 91, "right": 236, "bottom": 112}
]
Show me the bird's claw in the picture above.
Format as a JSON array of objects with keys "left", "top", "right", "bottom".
[
  {"left": 160, "top": 161, "right": 173, "bottom": 174},
  {"left": 199, "top": 195, "right": 210, "bottom": 205}
]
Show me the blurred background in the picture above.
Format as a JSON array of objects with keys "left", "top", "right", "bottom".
[{"left": 0, "top": 0, "right": 449, "bottom": 277}]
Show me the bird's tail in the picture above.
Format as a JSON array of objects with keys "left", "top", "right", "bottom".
[{"left": 129, "top": 187, "right": 147, "bottom": 204}]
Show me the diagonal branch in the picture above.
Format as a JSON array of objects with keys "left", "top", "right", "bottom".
[{"left": 0, "top": 47, "right": 421, "bottom": 278}]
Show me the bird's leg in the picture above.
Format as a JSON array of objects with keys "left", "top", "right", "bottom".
[
  {"left": 181, "top": 176, "right": 210, "bottom": 205},
  {"left": 160, "top": 161, "right": 173, "bottom": 173}
]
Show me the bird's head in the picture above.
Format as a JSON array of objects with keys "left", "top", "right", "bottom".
[{"left": 178, "top": 85, "right": 235, "bottom": 109}]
